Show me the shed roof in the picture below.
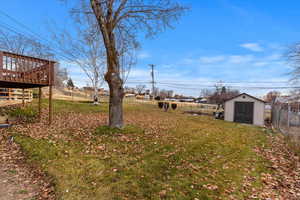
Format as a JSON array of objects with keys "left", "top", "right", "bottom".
[{"left": 225, "top": 93, "right": 266, "bottom": 103}]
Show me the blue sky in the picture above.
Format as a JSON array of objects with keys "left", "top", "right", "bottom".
[{"left": 1, "top": 0, "right": 300, "bottom": 97}]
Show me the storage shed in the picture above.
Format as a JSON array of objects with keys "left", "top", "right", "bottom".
[{"left": 224, "top": 93, "right": 265, "bottom": 126}]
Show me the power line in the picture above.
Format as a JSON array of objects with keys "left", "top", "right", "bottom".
[
  {"left": 1, "top": 10, "right": 298, "bottom": 93},
  {"left": 0, "top": 11, "right": 80, "bottom": 64},
  {"left": 126, "top": 81, "right": 300, "bottom": 90},
  {"left": 129, "top": 80, "right": 289, "bottom": 86},
  {"left": 0, "top": 9, "right": 52, "bottom": 44},
  {"left": 0, "top": 21, "right": 72, "bottom": 62},
  {"left": 157, "top": 80, "right": 290, "bottom": 84},
  {"left": 127, "top": 79, "right": 292, "bottom": 84}
]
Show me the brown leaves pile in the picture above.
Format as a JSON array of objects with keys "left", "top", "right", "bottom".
[
  {"left": 0, "top": 135, "right": 55, "bottom": 200},
  {"left": 251, "top": 135, "right": 300, "bottom": 200},
  {"left": 1, "top": 105, "right": 300, "bottom": 200}
]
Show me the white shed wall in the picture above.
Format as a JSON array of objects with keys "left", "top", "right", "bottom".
[{"left": 224, "top": 95, "right": 265, "bottom": 126}]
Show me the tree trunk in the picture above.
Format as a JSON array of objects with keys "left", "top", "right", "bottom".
[
  {"left": 93, "top": 84, "right": 99, "bottom": 104},
  {"left": 90, "top": 0, "right": 124, "bottom": 128},
  {"left": 106, "top": 72, "right": 124, "bottom": 128}
]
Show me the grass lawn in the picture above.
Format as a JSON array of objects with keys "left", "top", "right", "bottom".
[{"left": 7, "top": 100, "right": 272, "bottom": 200}]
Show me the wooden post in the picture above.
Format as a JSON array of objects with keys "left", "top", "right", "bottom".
[
  {"left": 8, "top": 89, "right": 11, "bottom": 101},
  {"left": 22, "top": 88, "right": 25, "bottom": 107},
  {"left": 0, "top": 51, "right": 3, "bottom": 80},
  {"left": 48, "top": 61, "right": 54, "bottom": 125},
  {"left": 287, "top": 103, "right": 291, "bottom": 131},
  {"left": 49, "top": 85, "right": 53, "bottom": 125},
  {"left": 39, "top": 87, "right": 42, "bottom": 122}
]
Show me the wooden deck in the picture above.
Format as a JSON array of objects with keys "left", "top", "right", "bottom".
[
  {"left": 0, "top": 51, "right": 55, "bottom": 124},
  {"left": 0, "top": 51, "right": 55, "bottom": 88}
]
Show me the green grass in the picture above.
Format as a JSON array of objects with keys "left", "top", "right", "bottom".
[
  {"left": 13, "top": 100, "right": 271, "bottom": 200},
  {"left": 18, "top": 189, "right": 28, "bottom": 194},
  {"left": 8, "top": 105, "right": 38, "bottom": 123},
  {"left": 39, "top": 99, "right": 109, "bottom": 114}
]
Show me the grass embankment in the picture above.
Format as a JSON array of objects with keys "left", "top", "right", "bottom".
[{"left": 11, "top": 100, "right": 271, "bottom": 200}]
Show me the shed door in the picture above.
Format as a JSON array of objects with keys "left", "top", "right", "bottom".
[{"left": 234, "top": 102, "right": 254, "bottom": 124}]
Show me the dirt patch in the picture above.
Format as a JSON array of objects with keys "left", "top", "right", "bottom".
[
  {"left": 0, "top": 162, "right": 38, "bottom": 200},
  {"left": 0, "top": 131, "right": 55, "bottom": 199}
]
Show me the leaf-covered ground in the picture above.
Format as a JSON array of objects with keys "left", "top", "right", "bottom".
[{"left": 1, "top": 100, "right": 300, "bottom": 200}]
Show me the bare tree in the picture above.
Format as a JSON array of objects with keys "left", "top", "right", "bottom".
[
  {"left": 208, "top": 87, "right": 240, "bottom": 104},
  {"left": 166, "top": 90, "right": 173, "bottom": 98},
  {"left": 89, "top": 0, "right": 186, "bottom": 128},
  {"left": 0, "top": 29, "right": 53, "bottom": 58},
  {"left": 0, "top": 29, "right": 68, "bottom": 87},
  {"left": 159, "top": 89, "right": 168, "bottom": 99},
  {"left": 50, "top": 5, "right": 106, "bottom": 103},
  {"left": 200, "top": 89, "right": 213, "bottom": 98},
  {"left": 136, "top": 84, "right": 146, "bottom": 95},
  {"left": 153, "top": 87, "right": 160, "bottom": 97},
  {"left": 54, "top": 67, "right": 68, "bottom": 88},
  {"left": 61, "top": 0, "right": 186, "bottom": 127},
  {"left": 287, "top": 43, "right": 300, "bottom": 82},
  {"left": 290, "top": 89, "right": 300, "bottom": 96},
  {"left": 265, "top": 91, "right": 281, "bottom": 104}
]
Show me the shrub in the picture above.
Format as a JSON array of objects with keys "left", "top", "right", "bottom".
[
  {"left": 8, "top": 106, "right": 38, "bottom": 123},
  {"left": 158, "top": 102, "right": 164, "bottom": 109},
  {"left": 163, "top": 102, "right": 169, "bottom": 111},
  {"left": 171, "top": 103, "right": 177, "bottom": 110}
]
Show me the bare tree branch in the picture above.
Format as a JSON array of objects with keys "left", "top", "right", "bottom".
[
  {"left": 0, "top": 28, "right": 68, "bottom": 87},
  {"left": 49, "top": 5, "right": 106, "bottom": 100},
  {"left": 61, "top": 0, "right": 187, "bottom": 127},
  {"left": 287, "top": 42, "right": 300, "bottom": 83}
]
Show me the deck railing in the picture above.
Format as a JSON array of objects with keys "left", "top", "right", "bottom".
[{"left": 0, "top": 51, "right": 55, "bottom": 86}]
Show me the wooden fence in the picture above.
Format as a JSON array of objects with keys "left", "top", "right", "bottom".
[{"left": 0, "top": 88, "right": 32, "bottom": 102}]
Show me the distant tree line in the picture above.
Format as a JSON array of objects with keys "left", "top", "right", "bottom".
[{"left": 201, "top": 85, "right": 240, "bottom": 105}]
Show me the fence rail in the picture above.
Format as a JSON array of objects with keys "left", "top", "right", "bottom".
[
  {"left": 123, "top": 98, "right": 218, "bottom": 115},
  {"left": 0, "top": 51, "right": 55, "bottom": 86},
  {"left": 0, "top": 88, "right": 32, "bottom": 102}
]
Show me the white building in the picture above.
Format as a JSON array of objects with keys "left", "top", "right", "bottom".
[{"left": 224, "top": 93, "right": 265, "bottom": 126}]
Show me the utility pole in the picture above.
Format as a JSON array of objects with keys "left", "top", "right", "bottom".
[{"left": 149, "top": 64, "right": 155, "bottom": 98}]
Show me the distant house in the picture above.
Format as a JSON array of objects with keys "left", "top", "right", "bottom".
[
  {"left": 82, "top": 87, "right": 108, "bottom": 96},
  {"left": 195, "top": 98, "right": 208, "bottom": 104},
  {"left": 224, "top": 93, "right": 265, "bottom": 126}
]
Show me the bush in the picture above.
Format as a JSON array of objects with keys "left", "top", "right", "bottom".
[
  {"left": 8, "top": 106, "right": 38, "bottom": 123},
  {"left": 171, "top": 103, "right": 177, "bottom": 110},
  {"left": 158, "top": 102, "right": 164, "bottom": 109},
  {"left": 163, "top": 102, "right": 169, "bottom": 111}
]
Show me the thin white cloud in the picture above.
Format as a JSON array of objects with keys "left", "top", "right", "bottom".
[
  {"left": 253, "top": 62, "right": 268, "bottom": 67},
  {"left": 183, "top": 54, "right": 256, "bottom": 65},
  {"left": 265, "top": 53, "right": 282, "bottom": 61},
  {"left": 137, "top": 52, "right": 151, "bottom": 59},
  {"left": 240, "top": 43, "right": 264, "bottom": 52},
  {"left": 59, "top": 44, "right": 291, "bottom": 97},
  {"left": 268, "top": 43, "right": 285, "bottom": 51},
  {"left": 128, "top": 68, "right": 150, "bottom": 79},
  {"left": 199, "top": 56, "right": 226, "bottom": 64},
  {"left": 160, "top": 64, "right": 173, "bottom": 69},
  {"left": 228, "top": 55, "right": 254, "bottom": 64},
  {"left": 181, "top": 58, "right": 195, "bottom": 65}
]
